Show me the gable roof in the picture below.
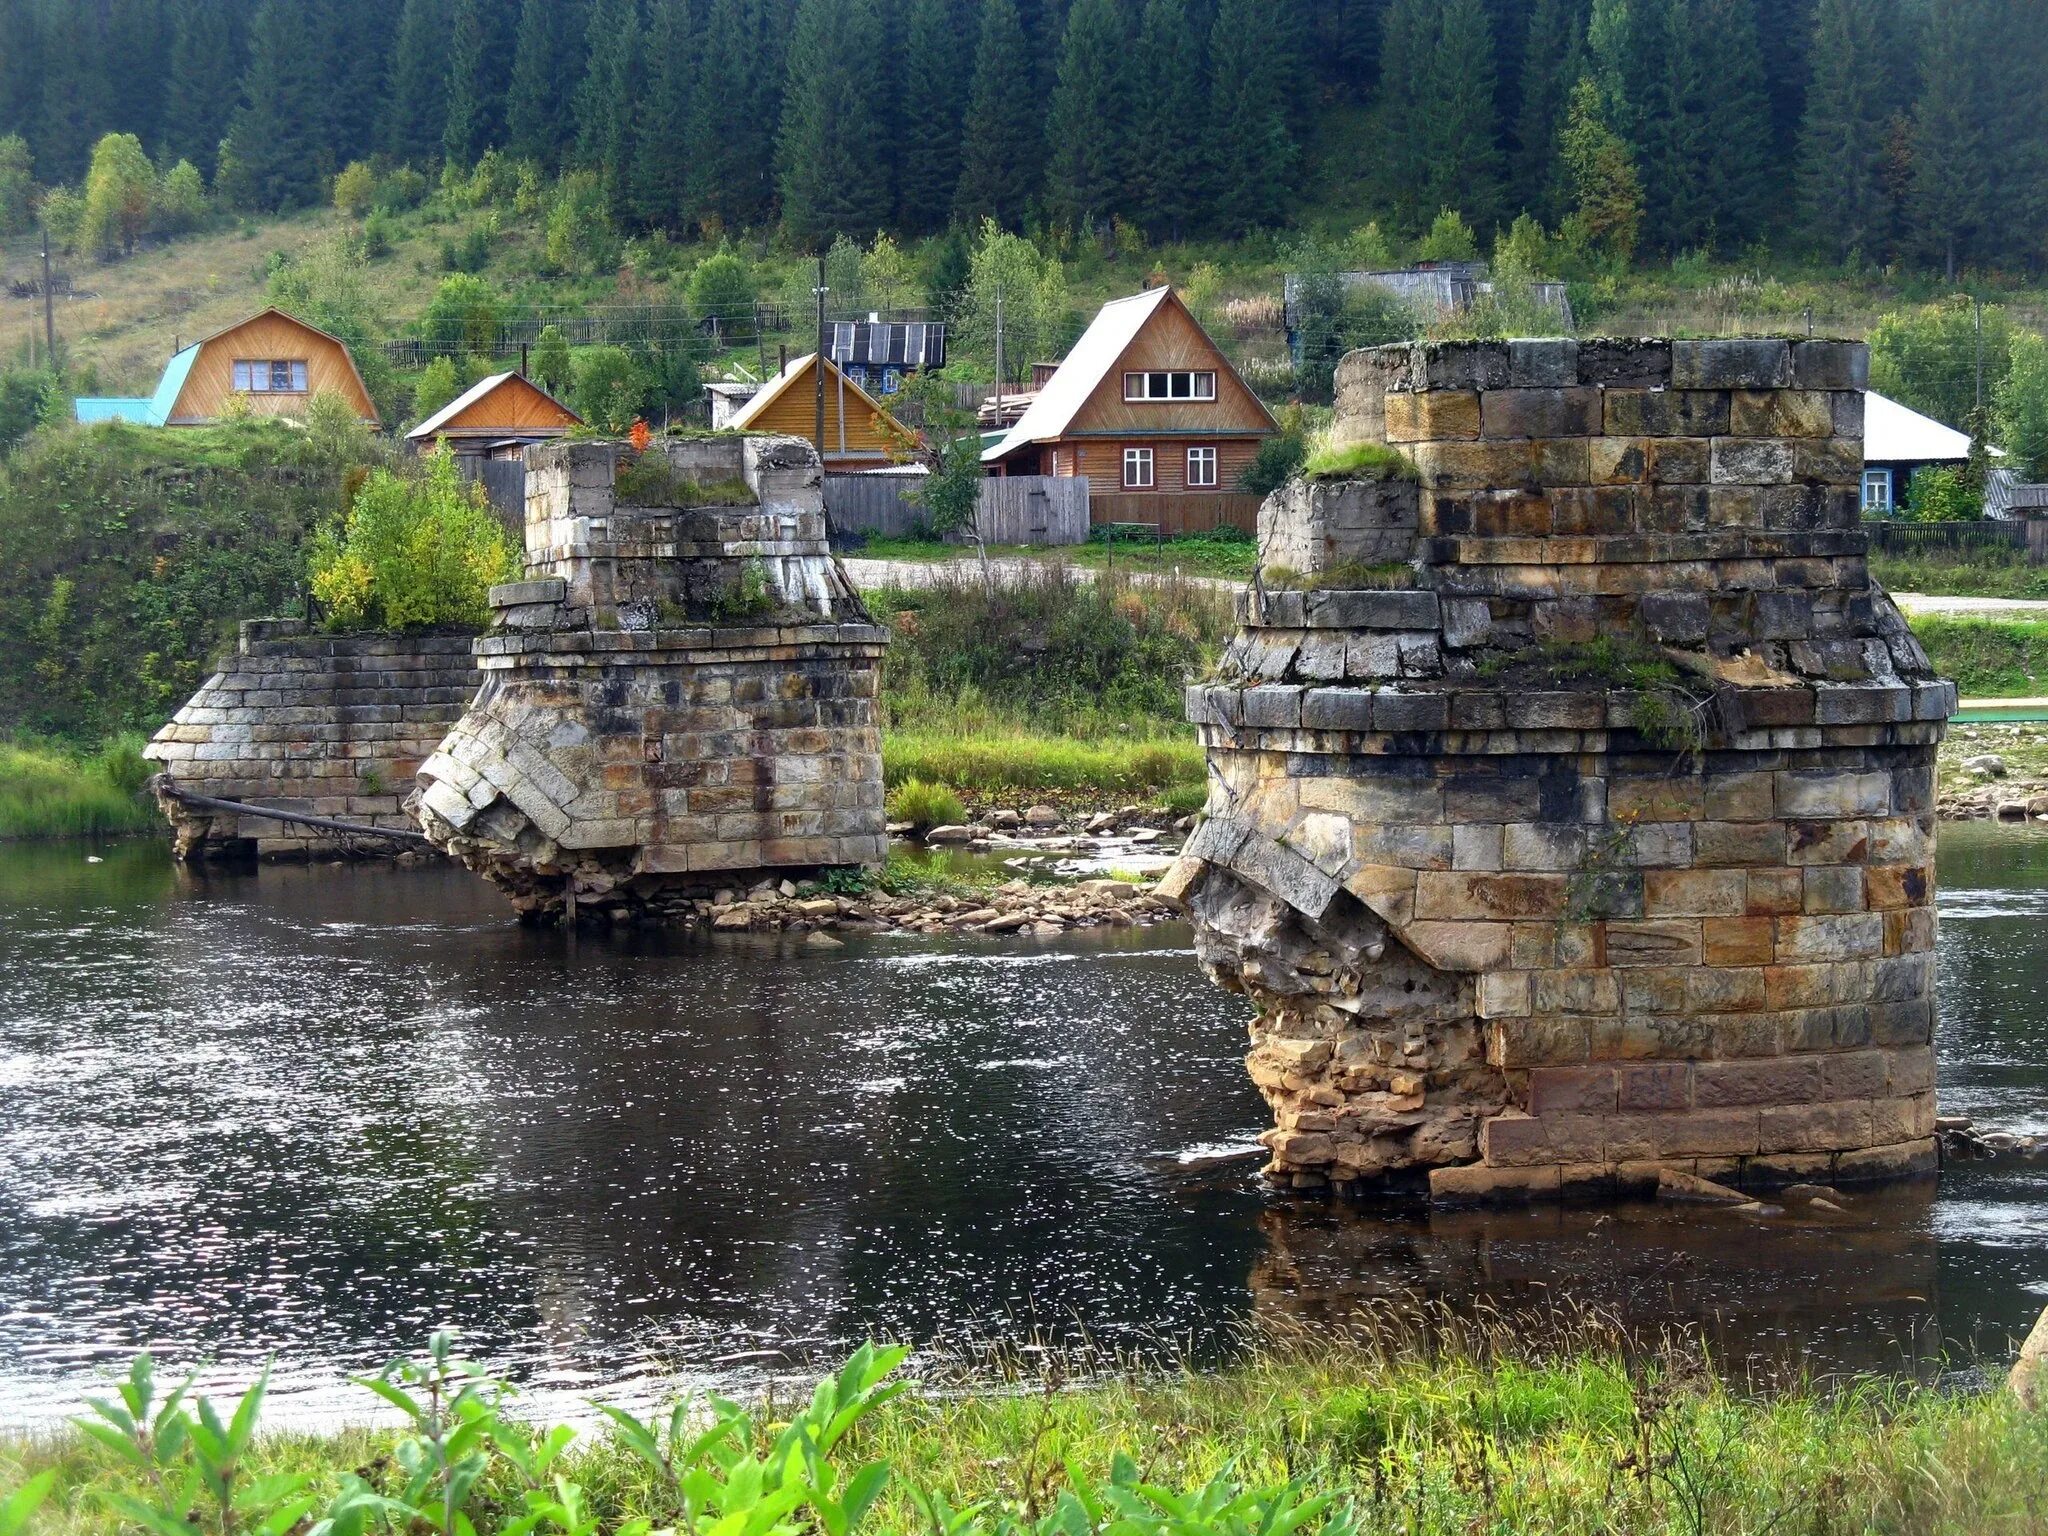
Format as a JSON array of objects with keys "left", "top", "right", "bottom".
[
  {"left": 726, "top": 350, "right": 906, "bottom": 436},
  {"left": 73, "top": 306, "right": 378, "bottom": 427},
  {"left": 406, "top": 371, "right": 582, "bottom": 441},
  {"left": 982, "top": 287, "right": 1274, "bottom": 462},
  {"left": 1865, "top": 390, "right": 1973, "bottom": 463}
]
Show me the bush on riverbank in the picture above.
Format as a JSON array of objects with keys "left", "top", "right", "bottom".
[
  {"left": 7, "top": 1329, "right": 2047, "bottom": 1536},
  {"left": 1913, "top": 616, "right": 2048, "bottom": 696},
  {"left": 0, "top": 736, "right": 154, "bottom": 838}
]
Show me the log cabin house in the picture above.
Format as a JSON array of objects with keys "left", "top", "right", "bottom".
[
  {"left": 981, "top": 286, "right": 1276, "bottom": 533},
  {"left": 74, "top": 307, "right": 380, "bottom": 427},
  {"left": 405, "top": 371, "right": 582, "bottom": 460},
  {"left": 725, "top": 351, "right": 914, "bottom": 472}
]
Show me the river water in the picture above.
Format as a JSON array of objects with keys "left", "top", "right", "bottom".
[{"left": 0, "top": 826, "right": 2044, "bottom": 1425}]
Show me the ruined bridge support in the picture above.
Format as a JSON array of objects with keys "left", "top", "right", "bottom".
[
  {"left": 413, "top": 434, "right": 888, "bottom": 921},
  {"left": 1163, "top": 338, "right": 1954, "bottom": 1202}
]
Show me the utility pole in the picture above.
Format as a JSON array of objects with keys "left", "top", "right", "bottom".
[
  {"left": 40, "top": 228, "right": 55, "bottom": 365},
  {"left": 992, "top": 281, "right": 1004, "bottom": 434},
  {"left": 1974, "top": 297, "right": 1985, "bottom": 415},
  {"left": 814, "top": 254, "right": 827, "bottom": 459}
]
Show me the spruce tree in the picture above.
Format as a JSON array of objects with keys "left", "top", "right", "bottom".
[
  {"left": 1909, "top": 0, "right": 1991, "bottom": 278},
  {"left": 776, "top": 0, "right": 888, "bottom": 247},
  {"left": 0, "top": 0, "right": 37, "bottom": 144},
  {"left": 1376, "top": 0, "right": 1436, "bottom": 226},
  {"left": 894, "top": 0, "right": 972, "bottom": 233},
  {"left": 953, "top": 0, "right": 1043, "bottom": 228},
  {"left": 575, "top": 0, "right": 642, "bottom": 215},
  {"left": 632, "top": 0, "right": 697, "bottom": 229},
  {"left": 221, "top": 0, "right": 329, "bottom": 209},
  {"left": 507, "top": 0, "right": 589, "bottom": 166},
  {"left": 1207, "top": 0, "right": 1295, "bottom": 232},
  {"left": 1514, "top": 0, "right": 1587, "bottom": 220},
  {"left": 332, "top": 0, "right": 400, "bottom": 166},
  {"left": 106, "top": 0, "right": 166, "bottom": 149},
  {"left": 1425, "top": 0, "right": 1504, "bottom": 234},
  {"left": 34, "top": 0, "right": 113, "bottom": 183},
  {"left": 688, "top": 0, "right": 781, "bottom": 230},
  {"left": 164, "top": 0, "right": 243, "bottom": 176},
  {"left": 1043, "top": 0, "right": 1134, "bottom": 234},
  {"left": 1689, "top": 0, "right": 1771, "bottom": 253},
  {"left": 443, "top": 0, "right": 492, "bottom": 167},
  {"left": 1795, "top": 0, "right": 1890, "bottom": 262},
  {"left": 1131, "top": 0, "right": 1210, "bottom": 240},
  {"left": 385, "top": 0, "right": 450, "bottom": 165}
]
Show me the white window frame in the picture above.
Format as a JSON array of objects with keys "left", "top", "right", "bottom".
[
  {"left": 233, "top": 358, "right": 309, "bottom": 394},
  {"left": 1122, "top": 446, "right": 1155, "bottom": 488},
  {"left": 1186, "top": 445, "right": 1218, "bottom": 488},
  {"left": 1862, "top": 467, "right": 1893, "bottom": 513},
  {"left": 1121, "top": 370, "right": 1217, "bottom": 402}
]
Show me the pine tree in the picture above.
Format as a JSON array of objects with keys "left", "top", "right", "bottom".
[
  {"left": 1131, "top": 0, "right": 1210, "bottom": 239},
  {"left": 953, "top": 0, "right": 1043, "bottom": 228},
  {"left": 687, "top": 0, "right": 780, "bottom": 230},
  {"left": 894, "top": 0, "right": 972, "bottom": 233},
  {"left": 1514, "top": 0, "right": 1586, "bottom": 219},
  {"left": 1043, "top": 0, "right": 1133, "bottom": 234},
  {"left": 776, "top": 0, "right": 888, "bottom": 247},
  {"left": 164, "top": 0, "right": 243, "bottom": 176},
  {"left": 221, "top": 0, "right": 330, "bottom": 209},
  {"left": 385, "top": 0, "right": 450, "bottom": 165},
  {"left": 1795, "top": 0, "right": 1890, "bottom": 262},
  {"left": 1207, "top": 0, "right": 1295, "bottom": 232},
  {"left": 1689, "top": 0, "right": 1771, "bottom": 253},
  {"left": 575, "top": 0, "right": 642, "bottom": 215},
  {"left": 632, "top": 0, "right": 697, "bottom": 229},
  {"left": 1909, "top": 0, "right": 1992, "bottom": 278},
  {"left": 443, "top": 0, "right": 492, "bottom": 167}
]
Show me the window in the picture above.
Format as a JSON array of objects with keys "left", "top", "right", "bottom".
[
  {"left": 1862, "top": 468, "right": 1893, "bottom": 513},
  {"left": 232, "top": 359, "right": 309, "bottom": 394},
  {"left": 1122, "top": 370, "right": 1216, "bottom": 402},
  {"left": 1123, "top": 446, "right": 1154, "bottom": 488},
  {"left": 880, "top": 367, "right": 901, "bottom": 394},
  {"left": 1186, "top": 446, "right": 1218, "bottom": 488}
]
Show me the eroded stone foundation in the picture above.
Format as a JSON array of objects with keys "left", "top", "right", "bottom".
[
  {"left": 1163, "top": 338, "right": 1954, "bottom": 1201},
  {"left": 412, "top": 435, "right": 888, "bottom": 921}
]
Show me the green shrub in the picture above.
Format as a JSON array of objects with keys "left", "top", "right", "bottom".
[
  {"left": 309, "top": 448, "right": 519, "bottom": 630},
  {"left": 1301, "top": 440, "right": 1420, "bottom": 482},
  {"left": 887, "top": 776, "right": 966, "bottom": 830},
  {"left": 1904, "top": 465, "right": 1978, "bottom": 522}
]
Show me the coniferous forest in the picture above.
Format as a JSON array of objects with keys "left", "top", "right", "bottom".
[{"left": 0, "top": 0, "right": 2043, "bottom": 275}]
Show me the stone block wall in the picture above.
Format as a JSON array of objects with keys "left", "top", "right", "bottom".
[
  {"left": 143, "top": 621, "right": 479, "bottom": 858},
  {"left": 1165, "top": 338, "right": 1954, "bottom": 1202},
  {"left": 412, "top": 434, "right": 889, "bottom": 922}
]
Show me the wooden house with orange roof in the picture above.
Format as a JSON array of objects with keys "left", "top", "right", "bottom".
[
  {"left": 405, "top": 371, "right": 583, "bottom": 460},
  {"left": 75, "top": 307, "right": 380, "bottom": 427},
  {"left": 725, "top": 351, "right": 913, "bottom": 472},
  {"left": 981, "top": 286, "right": 1275, "bottom": 533}
]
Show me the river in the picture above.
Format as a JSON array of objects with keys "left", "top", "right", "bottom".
[{"left": 0, "top": 826, "right": 2044, "bottom": 1425}]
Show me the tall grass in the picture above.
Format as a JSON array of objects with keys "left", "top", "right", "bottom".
[
  {"left": 1912, "top": 616, "right": 2048, "bottom": 696},
  {"left": 884, "top": 729, "right": 1206, "bottom": 800},
  {"left": 0, "top": 736, "right": 156, "bottom": 839},
  {"left": 1872, "top": 549, "right": 2048, "bottom": 600}
]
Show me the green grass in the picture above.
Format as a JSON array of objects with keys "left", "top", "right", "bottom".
[
  {"left": 1301, "top": 439, "right": 1420, "bottom": 482},
  {"left": 0, "top": 736, "right": 156, "bottom": 839},
  {"left": 7, "top": 1329, "right": 2047, "bottom": 1536},
  {"left": 1871, "top": 551, "right": 2048, "bottom": 600},
  {"left": 850, "top": 534, "right": 1260, "bottom": 580},
  {"left": 884, "top": 728, "right": 1205, "bottom": 799},
  {"left": 1912, "top": 617, "right": 2048, "bottom": 696}
]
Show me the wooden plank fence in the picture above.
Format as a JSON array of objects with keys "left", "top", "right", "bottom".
[
  {"left": 1862, "top": 517, "right": 2036, "bottom": 562},
  {"left": 823, "top": 474, "right": 1089, "bottom": 546}
]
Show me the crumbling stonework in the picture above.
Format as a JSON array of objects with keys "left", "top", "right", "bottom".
[
  {"left": 1163, "top": 338, "right": 1955, "bottom": 1202},
  {"left": 143, "top": 621, "right": 478, "bottom": 858},
  {"left": 412, "top": 434, "right": 888, "bottom": 922}
]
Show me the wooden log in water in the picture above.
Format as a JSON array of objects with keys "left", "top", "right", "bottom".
[{"left": 150, "top": 776, "right": 435, "bottom": 849}]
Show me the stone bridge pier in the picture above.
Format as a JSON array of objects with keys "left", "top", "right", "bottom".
[
  {"left": 1163, "top": 338, "right": 1955, "bottom": 1202},
  {"left": 413, "top": 434, "right": 888, "bottom": 922}
]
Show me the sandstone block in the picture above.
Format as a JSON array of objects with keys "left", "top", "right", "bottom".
[{"left": 1672, "top": 338, "right": 1793, "bottom": 389}]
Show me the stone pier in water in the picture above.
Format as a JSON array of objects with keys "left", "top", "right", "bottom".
[
  {"left": 1164, "top": 337, "right": 1955, "bottom": 1202},
  {"left": 413, "top": 434, "right": 888, "bottom": 921}
]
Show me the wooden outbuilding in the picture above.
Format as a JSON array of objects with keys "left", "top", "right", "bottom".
[
  {"left": 405, "top": 371, "right": 582, "bottom": 458},
  {"left": 725, "top": 351, "right": 913, "bottom": 472},
  {"left": 981, "top": 286, "right": 1275, "bottom": 534},
  {"left": 75, "top": 307, "right": 380, "bottom": 427}
]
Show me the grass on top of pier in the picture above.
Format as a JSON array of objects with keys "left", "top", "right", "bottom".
[
  {"left": 4, "top": 1318, "right": 2046, "bottom": 1536},
  {"left": 0, "top": 736, "right": 156, "bottom": 840}
]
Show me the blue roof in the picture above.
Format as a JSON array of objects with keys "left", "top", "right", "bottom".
[{"left": 73, "top": 341, "right": 200, "bottom": 427}]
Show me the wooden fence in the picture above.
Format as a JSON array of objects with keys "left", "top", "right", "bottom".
[
  {"left": 1091, "top": 491, "right": 1263, "bottom": 537},
  {"left": 824, "top": 474, "right": 1089, "bottom": 546},
  {"left": 1862, "top": 517, "right": 2036, "bottom": 562}
]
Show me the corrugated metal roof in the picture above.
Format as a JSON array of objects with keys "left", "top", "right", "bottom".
[
  {"left": 74, "top": 397, "right": 156, "bottom": 424},
  {"left": 982, "top": 288, "right": 1175, "bottom": 462},
  {"left": 827, "top": 320, "right": 946, "bottom": 370},
  {"left": 1864, "top": 390, "right": 1974, "bottom": 464},
  {"left": 75, "top": 340, "right": 198, "bottom": 426}
]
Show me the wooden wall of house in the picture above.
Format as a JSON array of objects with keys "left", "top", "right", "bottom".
[
  {"left": 168, "top": 313, "right": 378, "bottom": 424},
  {"left": 437, "top": 375, "right": 579, "bottom": 435},
  {"left": 743, "top": 361, "right": 898, "bottom": 460},
  {"left": 1050, "top": 437, "right": 1261, "bottom": 497},
  {"left": 1064, "top": 297, "right": 1275, "bottom": 438}
]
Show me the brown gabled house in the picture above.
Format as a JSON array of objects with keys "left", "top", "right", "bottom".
[{"left": 981, "top": 286, "right": 1276, "bottom": 532}]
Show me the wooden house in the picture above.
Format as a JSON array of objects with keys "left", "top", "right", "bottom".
[
  {"left": 827, "top": 318, "right": 947, "bottom": 397},
  {"left": 725, "top": 351, "right": 913, "bottom": 472},
  {"left": 981, "top": 286, "right": 1276, "bottom": 533},
  {"left": 1861, "top": 391, "right": 1975, "bottom": 515},
  {"left": 405, "top": 371, "right": 582, "bottom": 459},
  {"left": 74, "top": 307, "right": 380, "bottom": 427}
]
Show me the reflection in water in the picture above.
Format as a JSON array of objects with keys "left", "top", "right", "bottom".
[{"left": 0, "top": 829, "right": 2044, "bottom": 1423}]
